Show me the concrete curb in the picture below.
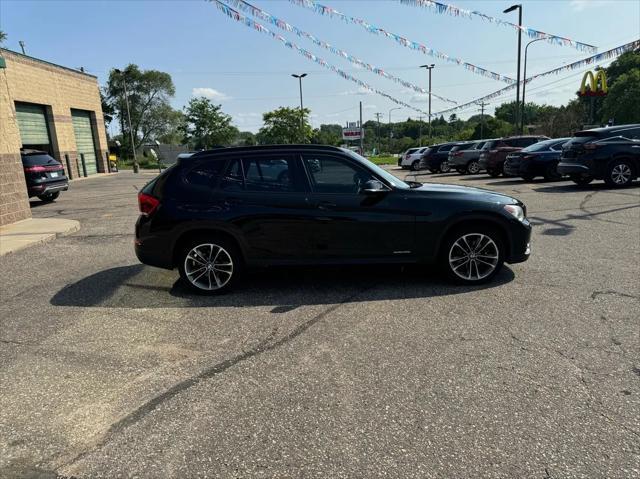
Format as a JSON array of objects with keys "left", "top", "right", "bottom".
[{"left": 0, "top": 218, "right": 81, "bottom": 256}]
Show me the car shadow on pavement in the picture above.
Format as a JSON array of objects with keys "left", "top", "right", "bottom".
[
  {"left": 50, "top": 263, "right": 515, "bottom": 310},
  {"left": 533, "top": 182, "right": 639, "bottom": 193}
]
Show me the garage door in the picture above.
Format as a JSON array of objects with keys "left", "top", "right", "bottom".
[
  {"left": 15, "top": 103, "right": 50, "bottom": 147},
  {"left": 71, "top": 110, "right": 98, "bottom": 175}
]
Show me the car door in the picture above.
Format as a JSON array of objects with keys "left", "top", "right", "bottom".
[
  {"left": 301, "top": 153, "right": 414, "bottom": 260},
  {"left": 217, "top": 153, "right": 316, "bottom": 262}
]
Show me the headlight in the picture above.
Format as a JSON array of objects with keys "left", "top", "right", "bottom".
[{"left": 504, "top": 204, "right": 525, "bottom": 222}]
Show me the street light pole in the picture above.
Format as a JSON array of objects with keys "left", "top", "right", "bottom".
[
  {"left": 503, "top": 4, "right": 522, "bottom": 134},
  {"left": 114, "top": 68, "right": 138, "bottom": 173},
  {"left": 388, "top": 107, "right": 400, "bottom": 153},
  {"left": 521, "top": 37, "right": 545, "bottom": 134},
  {"left": 420, "top": 64, "right": 435, "bottom": 140},
  {"left": 292, "top": 73, "right": 307, "bottom": 143}
]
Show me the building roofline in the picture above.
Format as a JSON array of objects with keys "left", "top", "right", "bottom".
[{"left": 0, "top": 48, "right": 98, "bottom": 79}]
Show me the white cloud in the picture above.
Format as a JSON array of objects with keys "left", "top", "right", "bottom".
[
  {"left": 410, "top": 93, "right": 429, "bottom": 103},
  {"left": 340, "top": 87, "right": 373, "bottom": 96},
  {"left": 364, "top": 104, "right": 377, "bottom": 110},
  {"left": 192, "top": 87, "right": 231, "bottom": 101},
  {"left": 569, "top": 0, "right": 608, "bottom": 12}
]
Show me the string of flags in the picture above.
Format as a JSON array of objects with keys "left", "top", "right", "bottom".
[
  {"left": 223, "top": 0, "right": 457, "bottom": 104},
  {"left": 433, "top": 39, "right": 640, "bottom": 116},
  {"left": 212, "top": 0, "right": 430, "bottom": 116},
  {"left": 288, "top": 0, "right": 517, "bottom": 84},
  {"left": 399, "top": 0, "right": 598, "bottom": 53}
]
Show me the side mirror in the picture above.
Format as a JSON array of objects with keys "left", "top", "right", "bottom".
[{"left": 361, "top": 179, "right": 389, "bottom": 194}]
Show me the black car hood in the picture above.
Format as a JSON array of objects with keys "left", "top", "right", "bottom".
[{"left": 410, "top": 183, "right": 519, "bottom": 205}]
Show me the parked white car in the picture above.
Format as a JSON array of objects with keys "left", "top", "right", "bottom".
[{"left": 399, "top": 147, "right": 428, "bottom": 170}]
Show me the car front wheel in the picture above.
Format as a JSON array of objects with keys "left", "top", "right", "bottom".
[
  {"left": 604, "top": 160, "right": 634, "bottom": 187},
  {"left": 411, "top": 160, "right": 420, "bottom": 171},
  {"left": 178, "top": 237, "right": 242, "bottom": 294},
  {"left": 441, "top": 228, "right": 504, "bottom": 284},
  {"left": 466, "top": 161, "right": 481, "bottom": 175}
]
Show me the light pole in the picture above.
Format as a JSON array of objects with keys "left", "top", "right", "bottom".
[
  {"left": 292, "top": 73, "right": 307, "bottom": 143},
  {"left": 420, "top": 64, "right": 435, "bottom": 139},
  {"left": 521, "top": 37, "right": 545, "bottom": 133},
  {"left": 503, "top": 4, "right": 522, "bottom": 134},
  {"left": 114, "top": 68, "right": 139, "bottom": 173},
  {"left": 388, "top": 107, "right": 401, "bottom": 153}
]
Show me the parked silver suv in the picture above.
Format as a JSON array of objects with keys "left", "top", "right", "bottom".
[{"left": 448, "top": 140, "right": 493, "bottom": 174}]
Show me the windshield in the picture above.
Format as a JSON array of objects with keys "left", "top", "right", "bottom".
[{"left": 341, "top": 149, "right": 410, "bottom": 189}]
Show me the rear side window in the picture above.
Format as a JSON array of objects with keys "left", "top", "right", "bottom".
[
  {"left": 482, "top": 140, "right": 498, "bottom": 150},
  {"left": 438, "top": 144, "right": 454, "bottom": 152},
  {"left": 184, "top": 160, "right": 226, "bottom": 189},
  {"left": 220, "top": 155, "right": 300, "bottom": 193}
]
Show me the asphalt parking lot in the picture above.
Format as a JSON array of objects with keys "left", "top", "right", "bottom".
[{"left": 1, "top": 168, "right": 639, "bottom": 478}]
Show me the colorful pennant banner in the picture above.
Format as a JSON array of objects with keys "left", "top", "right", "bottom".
[
  {"left": 399, "top": 0, "right": 597, "bottom": 53},
  {"left": 288, "top": 0, "right": 516, "bottom": 84},
  {"left": 433, "top": 39, "right": 640, "bottom": 116},
  {"left": 222, "top": 0, "right": 457, "bottom": 104},
  {"left": 212, "top": 1, "right": 429, "bottom": 115}
]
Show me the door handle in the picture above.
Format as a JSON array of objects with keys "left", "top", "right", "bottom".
[{"left": 317, "top": 201, "right": 337, "bottom": 210}]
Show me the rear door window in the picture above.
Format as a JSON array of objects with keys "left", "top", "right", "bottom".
[
  {"left": 438, "top": 144, "right": 454, "bottom": 152},
  {"left": 220, "top": 155, "right": 302, "bottom": 193}
]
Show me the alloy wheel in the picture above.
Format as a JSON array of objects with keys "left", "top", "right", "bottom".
[
  {"left": 184, "top": 243, "right": 234, "bottom": 291},
  {"left": 448, "top": 233, "right": 499, "bottom": 281},
  {"left": 611, "top": 163, "right": 632, "bottom": 185},
  {"left": 467, "top": 161, "right": 480, "bottom": 174}
]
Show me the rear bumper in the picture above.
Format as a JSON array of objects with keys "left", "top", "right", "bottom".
[
  {"left": 27, "top": 181, "right": 69, "bottom": 197},
  {"left": 557, "top": 162, "right": 590, "bottom": 175},
  {"left": 135, "top": 216, "right": 174, "bottom": 270}
]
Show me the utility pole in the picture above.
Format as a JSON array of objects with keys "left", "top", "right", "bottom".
[
  {"left": 359, "top": 101, "right": 364, "bottom": 154},
  {"left": 374, "top": 112, "right": 382, "bottom": 155},
  {"left": 417, "top": 116, "right": 424, "bottom": 146},
  {"left": 479, "top": 102, "right": 488, "bottom": 139},
  {"left": 114, "top": 68, "right": 138, "bottom": 173},
  {"left": 420, "top": 64, "right": 435, "bottom": 140},
  {"left": 503, "top": 4, "right": 523, "bottom": 134},
  {"left": 388, "top": 107, "right": 400, "bottom": 154},
  {"left": 18, "top": 41, "right": 26, "bottom": 55}
]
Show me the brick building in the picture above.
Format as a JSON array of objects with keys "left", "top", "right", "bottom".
[{"left": 0, "top": 48, "right": 108, "bottom": 226}]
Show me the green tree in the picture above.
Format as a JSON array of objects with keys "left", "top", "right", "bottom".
[
  {"left": 154, "top": 107, "right": 185, "bottom": 145},
  {"left": 257, "top": 107, "right": 312, "bottom": 144},
  {"left": 601, "top": 69, "right": 640, "bottom": 124},
  {"left": 311, "top": 124, "right": 342, "bottom": 146},
  {"left": 0, "top": 30, "right": 7, "bottom": 44},
  {"left": 233, "top": 131, "right": 257, "bottom": 146},
  {"left": 182, "top": 97, "right": 236, "bottom": 149},
  {"left": 104, "top": 64, "right": 176, "bottom": 158}
]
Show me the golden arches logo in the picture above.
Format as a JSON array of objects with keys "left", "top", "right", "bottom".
[{"left": 579, "top": 70, "right": 608, "bottom": 97}]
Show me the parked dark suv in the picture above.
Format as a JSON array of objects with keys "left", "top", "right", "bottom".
[
  {"left": 479, "top": 136, "right": 549, "bottom": 177},
  {"left": 558, "top": 124, "right": 640, "bottom": 187},
  {"left": 419, "top": 142, "right": 458, "bottom": 173},
  {"left": 20, "top": 150, "right": 69, "bottom": 202},
  {"left": 135, "top": 145, "right": 531, "bottom": 293},
  {"left": 503, "top": 138, "right": 571, "bottom": 181}
]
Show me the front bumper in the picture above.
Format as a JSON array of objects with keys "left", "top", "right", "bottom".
[
  {"left": 503, "top": 161, "right": 520, "bottom": 177},
  {"left": 506, "top": 219, "right": 532, "bottom": 264}
]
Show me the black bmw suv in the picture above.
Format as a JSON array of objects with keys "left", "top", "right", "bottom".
[
  {"left": 135, "top": 145, "right": 531, "bottom": 293},
  {"left": 558, "top": 124, "right": 640, "bottom": 187}
]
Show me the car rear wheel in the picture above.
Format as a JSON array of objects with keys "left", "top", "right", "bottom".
[
  {"left": 411, "top": 160, "right": 420, "bottom": 171},
  {"left": 487, "top": 169, "right": 501, "bottom": 178},
  {"left": 440, "top": 227, "right": 504, "bottom": 285},
  {"left": 571, "top": 175, "right": 593, "bottom": 186},
  {"left": 466, "top": 161, "right": 480, "bottom": 175},
  {"left": 38, "top": 192, "right": 60, "bottom": 202},
  {"left": 543, "top": 163, "right": 561, "bottom": 181},
  {"left": 178, "top": 237, "right": 242, "bottom": 294},
  {"left": 521, "top": 174, "right": 535, "bottom": 182},
  {"left": 604, "top": 160, "right": 634, "bottom": 187}
]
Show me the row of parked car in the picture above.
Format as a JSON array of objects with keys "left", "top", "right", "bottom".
[{"left": 398, "top": 124, "right": 640, "bottom": 187}]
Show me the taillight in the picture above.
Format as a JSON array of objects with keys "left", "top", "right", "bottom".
[
  {"left": 138, "top": 192, "right": 159, "bottom": 216},
  {"left": 24, "top": 165, "right": 47, "bottom": 173}
]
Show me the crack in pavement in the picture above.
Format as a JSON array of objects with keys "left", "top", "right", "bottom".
[
  {"left": 55, "top": 283, "right": 377, "bottom": 473},
  {"left": 591, "top": 290, "right": 640, "bottom": 301}
]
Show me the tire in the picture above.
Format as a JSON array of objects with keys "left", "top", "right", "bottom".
[
  {"left": 440, "top": 226, "right": 504, "bottom": 285},
  {"left": 466, "top": 161, "right": 481, "bottom": 175},
  {"left": 440, "top": 162, "right": 451, "bottom": 173},
  {"left": 37, "top": 192, "right": 60, "bottom": 202},
  {"left": 543, "top": 163, "right": 561, "bottom": 181},
  {"left": 178, "top": 236, "right": 243, "bottom": 294},
  {"left": 487, "top": 169, "right": 501, "bottom": 178},
  {"left": 571, "top": 175, "right": 593, "bottom": 186},
  {"left": 604, "top": 159, "right": 634, "bottom": 187},
  {"left": 411, "top": 160, "right": 420, "bottom": 171},
  {"left": 521, "top": 174, "right": 535, "bottom": 182}
]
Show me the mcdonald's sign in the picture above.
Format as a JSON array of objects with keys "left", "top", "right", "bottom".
[{"left": 578, "top": 70, "right": 608, "bottom": 97}]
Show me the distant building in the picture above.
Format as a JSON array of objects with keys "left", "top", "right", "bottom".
[{"left": 0, "top": 48, "right": 108, "bottom": 226}]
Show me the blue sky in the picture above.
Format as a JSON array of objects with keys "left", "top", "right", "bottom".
[{"left": 1, "top": 0, "right": 639, "bottom": 132}]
